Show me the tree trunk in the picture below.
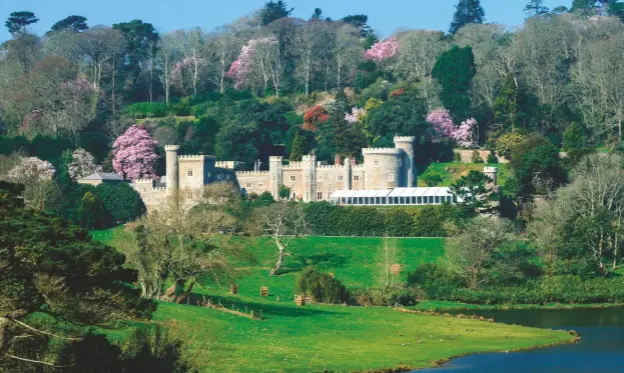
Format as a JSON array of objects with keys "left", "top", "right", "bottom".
[
  {"left": 0, "top": 317, "right": 10, "bottom": 357},
  {"left": 269, "top": 239, "right": 285, "bottom": 276},
  {"left": 112, "top": 59, "right": 116, "bottom": 117}
]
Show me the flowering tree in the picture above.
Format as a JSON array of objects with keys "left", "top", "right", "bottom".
[
  {"left": 303, "top": 105, "right": 329, "bottom": 131},
  {"left": 427, "top": 108, "right": 476, "bottom": 147},
  {"left": 344, "top": 107, "right": 366, "bottom": 124},
  {"left": 8, "top": 157, "right": 55, "bottom": 182},
  {"left": 227, "top": 37, "right": 278, "bottom": 90},
  {"left": 364, "top": 37, "right": 399, "bottom": 61},
  {"left": 68, "top": 148, "right": 103, "bottom": 181},
  {"left": 112, "top": 125, "right": 159, "bottom": 180}
]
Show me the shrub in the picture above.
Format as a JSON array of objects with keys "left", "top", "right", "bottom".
[
  {"left": 124, "top": 102, "right": 169, "bottom": 118},
  {"left": 486, "top": 149, "right": 498, "bottom": 164},
  {"left": 351, "top": 285, "right": 421, "bottom": 306},
  {"left": 95, "top": 183, "right": 146, "bottom": 224},
  {"left": 471, "top": 150, "right": 484, "bottom": 163},
  {"left": 454, "top": 152, "right": 462, "bottom": 162},
  {"left": 77, "top": 191, "right": 108, "bottom": 230},
  {"left": 296, "top": 268, "right": 349, "bottom": 304}
]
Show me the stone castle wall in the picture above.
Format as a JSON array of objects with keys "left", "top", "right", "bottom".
[{"left": 134, "top": 136, "right": 417, "bottom": 210}]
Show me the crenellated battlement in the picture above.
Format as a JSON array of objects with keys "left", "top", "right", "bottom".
[
  {"left": 235, "top": 171, "right": 270, "bottom": 176},
  {"left": 135, "top": 178, "right": 156, "bottom": 185},
  {"left": 362, "top": 148, "right": 402, "bottom": 155},
  {"left": 165, "top": 145, "right": 180, "bottom": 151},
  {"left": 179, "top": 155, "right": 214, "bottom": 161},
  {"left": 394, "top": 136, "right": 416, "bottom": 143},
  {"left": 153, "top": 187, "right": 167, "bottom": 192},
  {"left": 317, "top": 164, "right": 345, "bottom": 169}
]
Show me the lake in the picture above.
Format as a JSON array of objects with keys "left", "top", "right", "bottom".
[{"left": 413, "top": 307, "right": 624, "bottom": 373}]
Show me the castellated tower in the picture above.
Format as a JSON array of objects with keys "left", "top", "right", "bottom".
[
  {"left": 165, "top": 145, "right": 180, "bottom": 195},
  {"left": 362, "top": 148, "right": 403, "bottom": 189},
  {"left": 269, "top": 156, "right": 283, "bottom": 200},
  {"left": 393, "top": 136, "right": 417, "bottom": 187},
  {"left": 302, "top": 155, "right": 317, "bottom": 202}
]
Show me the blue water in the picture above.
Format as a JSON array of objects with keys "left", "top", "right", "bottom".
[{"left": 413, "top": 308, "right": 624, "bottom": 373}]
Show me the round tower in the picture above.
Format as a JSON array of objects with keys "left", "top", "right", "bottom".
[
  {"left": 393, "top": 136, "right": 416, "bottom": 187},
  {"left": 302, "top": 155, "right": 317, "bottom": 201},
  {"left": 165, "top": 145, "right": 180, "bottom": 194},
  {"left": 269, "top": 156, "right": 284, "bottom": 200},
  {"left": 362, "top": 148, "right": 403, "bottom": 190}
]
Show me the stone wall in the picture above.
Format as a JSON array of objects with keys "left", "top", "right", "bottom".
[{"left": 454, "top": 149, "right": 508, "bottom": 164}]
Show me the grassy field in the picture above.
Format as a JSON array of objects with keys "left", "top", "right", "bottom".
[
  {"left": 94, "top": 228, "right": 572, "bottom": 373},
  {"left": 418, "top": 162, "right": 510, "bottom": 188}
]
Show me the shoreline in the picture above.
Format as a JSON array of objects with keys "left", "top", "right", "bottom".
[{"left": 413, "top": 301, "right": 624, "bottom": 312}]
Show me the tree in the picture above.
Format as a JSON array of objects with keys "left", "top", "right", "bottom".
[
  {"left": 77, "top": 26, "right": 126, "bottom": 93},
  {"left": 7, "top": 156, "right": 56, "bottom": 210},
  {"left": 251, "top": 203, "right": 307, "bottom": 276},
  {"left": 450, "top": 170, "right": 495, "bottom": 214},
  {"left": 157, "top": 32, "right": 182, "bottom": 104},
  {"left": 310, "top": 8, "right": 324, "bottom": 20},
  {"left": 133, "top": 192, "right": 238, "bottom": 301},
  {"left": 446, "top": 216, "right": 515, "bottom": 289},
  {"left": 364, "top": 37, "right": 399, "bottom": 62},
  {"left": 67, "top": 148, "right": 102, "bottom": 180},
  {"left": 449, "top": 0, "right": 486, "bottom": 34},
  {"left": 427, "top": 109, "right": 477, "bottom": 147},
  {"left": 77, "top": 191, "right": 106, "bottom": 229},
  {"left": 530, "top": 153, "right": 624, "bottom": 274},
  {"left": 96, "top": 183, "right": 146, "bottom": 223},
  {"left": 5, "top": 11, "right": 39, "bottom": 35},
  {"left": 509, "top": 135, "right": 566, "bottom": 197},
  {"left": 0, "top": 181, "right": 153, "bottom": 369},
  {"left": 432, "top": 46, "right": 476, "bottom": 122},
  {"left": 290, "top": 131, "right": 307, "bottom": 161},
  {"left": 112, "top": 125, "right": 159, "bottom": 180},
  {"left": 524, "top": 0, "right": 550, "bottom": 17},
  {"left": 260, "top": 0, "right": 294, "bottom": 26},
  {"left": 49, "top": 15, "right": 88, "bottom": 34},
  {"left": 563, "top": 122, "right": 585, "bottom": 151}
]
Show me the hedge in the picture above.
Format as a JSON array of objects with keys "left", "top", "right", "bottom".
[{"left": 303, "top": 202, "right": 467, "bottom": 237}]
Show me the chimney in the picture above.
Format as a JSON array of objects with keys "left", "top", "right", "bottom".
[
  {"left": 334, "top": 154, "right": 341, "bottom": 166},
  {"left": 350, "top": 158, "right": 356, "bottom": 167}
]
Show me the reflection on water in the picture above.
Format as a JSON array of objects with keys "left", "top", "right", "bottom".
[{"left": 413, "top": 308, "right": 624, "bottom": 373}]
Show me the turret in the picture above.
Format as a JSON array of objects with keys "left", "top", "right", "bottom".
[
  {"left": 269, "top": 156, "right": 283, "bottom": 200},
  {"left": 165, "top": 145, "right": 180, "bottom": 194},
  {"left": 302, "top": 155, "right": 317, "bottom": 202},
  {"left": 394, "top": 136, "right": 417, "bottom": 187}
]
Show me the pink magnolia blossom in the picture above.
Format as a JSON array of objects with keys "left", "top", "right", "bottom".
[
  {"left": 426, "top": 108, "right": 476, "bottom": 148},
  {"left": 227, "top": 37, "right": 277, "bottom": 89},
  {"left": 344, "top": 107, "right": 366, "bottom": 124},
  {"left": 8, "top": 157, "right": 55, "bottom": 182},
  {"left": 112, "top": 125, "right": 159, "bottom": 180},
  {"left": 364, "top": 37, "right": 399, "bottom": 62}
]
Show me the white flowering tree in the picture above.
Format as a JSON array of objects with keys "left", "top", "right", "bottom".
[
  {"left": 68, "top": 148, "right": 102, "bottom": 181},
  {"left": 7, "top": 157, "right": 56, "bottom": 210}
]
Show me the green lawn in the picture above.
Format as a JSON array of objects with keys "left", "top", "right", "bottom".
[
  {"left": 93, "top": 228, "right": 572, "bottom": 373},
  {"left": 418, "top": 162, "right": 510, "bottom": 188}
]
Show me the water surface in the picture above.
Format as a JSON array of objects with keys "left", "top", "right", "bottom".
[{"left": 413, "top": 307, "right": 624, "bottom": 373}]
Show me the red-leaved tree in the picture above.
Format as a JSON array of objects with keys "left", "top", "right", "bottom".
[{"left": 112, "top": 125, "right": 159, "bottom": 180}]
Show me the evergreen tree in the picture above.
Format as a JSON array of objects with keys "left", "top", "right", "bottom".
[
  {"left": 571, "top": 0, "right": 599, "bottom": 14},
  {"left": 310, "top": 8, "right": 324, "bottom": 21},
  {"left": 524, "top": 0, "right": 550, "bottom": 17},
  {"left": 449, "top": 0, "right": 485, "bottom": 34},
  {"left": 290, "top": 131, "right": 307, "bottom": 161},
  {"left": 563, "top": 122, "right": 585, "bottom": 151},
  {"left": 78, "top": 191, "right": 106, "bottom": 229},
  {"left": 493, "top": 74, "right": 519, "bottom": 132},
  {"left": 260, "top": 0, "right": 294, "bottom": 26},
  {"left": 49, "top": 15, "right": 88, "bottom": 34},
  {"left": 5, "top": 11, "right": 39, "bottom": 35},
  {"left": 432, "top": 46, "right": 476, "bottom": 122}
]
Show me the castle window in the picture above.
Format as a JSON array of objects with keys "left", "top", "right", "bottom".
[
  {"left": 388, "top": 173, "right": 395, "bottom": 181},
  {"left": 353, "top": 175, "right": 360, "bottom": 181},
  {"left": 338, "top": 175, "right": 343, "bottom": 181},
  {"left": 317, "top": 192, "right": 323, "bottom": 200},
  {"left": 187, "top": 169, "right": 193, "bottom": 177},
  {"left": 246, "top": 182, "right": 252, "bottom": 188},
  {"left": 374, "top": 159, "right": 380, "bottom": 167},
  {"left": 257, "top": 182, "right": 265, "bottom": 188},
  {"left": 290, "top": 175, "right": 296, "bottom": 182}
]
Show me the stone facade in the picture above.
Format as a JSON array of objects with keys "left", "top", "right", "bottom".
[{"left": 134, "top": 137, "right": 417, "bottom": 211}]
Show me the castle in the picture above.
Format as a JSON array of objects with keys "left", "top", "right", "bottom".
[{"left": 133, "top": 136, "right": 421, "bottom": 211}]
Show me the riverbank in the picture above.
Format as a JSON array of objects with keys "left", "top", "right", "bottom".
[
  {"left": 154, "top": 299, "right": 574, "bottom": 373},
  {"left": 413, "top": 300, "right": 624, "bottom": 312}
]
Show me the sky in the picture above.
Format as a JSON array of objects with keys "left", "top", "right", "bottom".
[{"left": 0, "top": 0, "right": 568, "bottom": 41}]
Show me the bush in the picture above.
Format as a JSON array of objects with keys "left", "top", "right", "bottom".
[
  {"left": 486, "top": 149, "right": 498, "bottom": 164},
  {"left": 124, "top": 102, "right": 169, "bottom": 118},
  {"left": 351, "top": 285, "right": 421, "bottom": 306},
  {"left": 471, "top": 150, "right": 484, "bottom": 163},
  {"left": 296, "top": 268, "right": 350, "bottom": 304},
  {"left": 95, "top": 183, "right": 146, "bottom": 224},
  {"left": 454, "top": 152, "right": 462, "bottom": 162}
]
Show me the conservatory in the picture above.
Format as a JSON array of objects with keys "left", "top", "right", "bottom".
[{"left": 328, "top": 187, "right": 461, "bottom": 206}]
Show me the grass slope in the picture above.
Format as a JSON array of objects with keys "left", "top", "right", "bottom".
[
  {"left": 94, "top": 228, "right": 571, "bottom": 373},
  {"left": 418, "top": 162, "right": 510, "bottom": 187}
]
